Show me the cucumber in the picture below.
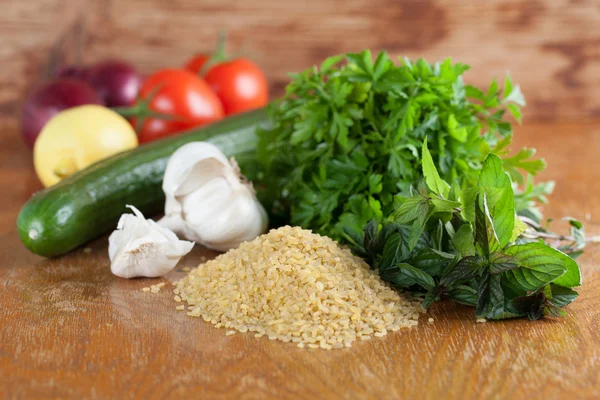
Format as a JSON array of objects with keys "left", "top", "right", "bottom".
[{"left": 18, "top": 108, "right": 270, "bottom": 257}]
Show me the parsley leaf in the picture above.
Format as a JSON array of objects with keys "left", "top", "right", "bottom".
[{"left": 257, "top": 51, "right": 536, "bottom": 240}]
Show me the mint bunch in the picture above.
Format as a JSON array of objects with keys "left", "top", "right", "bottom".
[{"left": 346, "top": 140, "right": 582, "bottom": 320}]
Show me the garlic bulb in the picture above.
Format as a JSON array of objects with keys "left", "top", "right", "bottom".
[
  {"left": 109, "top": 205, "right": 194, "bottom": 279},
  {"left": 159, "top": 142, "right": 268, "bottom": 251}
]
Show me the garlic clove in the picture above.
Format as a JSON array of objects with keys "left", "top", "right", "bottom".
[
  {"left": 159, "top": 141, "right": 268, "bottom": 252},
  {"left": 180, "top": 180, "right": 266, "bottom": 247},
  {"left": 109, "top": 205, "right": 194, "bottom": 279},
  {"left": 162, "top": 142, "right": 229, "bottom": 197}
]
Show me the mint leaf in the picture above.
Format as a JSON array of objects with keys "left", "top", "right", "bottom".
[
  {"left": 392, "top": 196, "right": 428, "bottom": 224},
  {"left": 430, "top": 197, "right": 461, "bottom": 213},
  {"left": 422, "top": 138, "right": 450, "bottom": 198},
  {"left": 447, "top": 285, "right": 478, "bottom": 306},
  {"left": 510, "top": 292, "right": 545, "bottom": 320},
  {"left": 503, "top": 242, "right": 569, "bottom": 291},
  {"left": 488, "top": 252, "right": 519, "bottom": 274},
  {"left": 476, "top": 271, "right": 505, "bottom": 319},
  {"left": 440, "top": 255, "right": 485, "bottom": 286},
  {"left": 545, "top": 247, "right": 582, "bottom": 288},
  {"left": 408, "top": 210, "right": 431, "bottom": 251},
  {"left": 461, "top": 187, "right": 480, "bottom": 223},
  {"left": 478, "top": 154, "right": 514, "bottom": 247},
  {"left": 547, "top": 284, "right": 578, "bottom": 307},
  {"left": 410, "top": 248, "right": 456, "bottom": 277},
  {"left": 474, "top": 193, "right": 501, "bottom": 255},
  {"left": 379, "top": 230, "right": 410, "bottom": 270},
  {"left": 452, "top": 224, "right": 476, "bottom": 256},
  {"left": 383, "top": 263, "right": 435, "bottom": 290}
]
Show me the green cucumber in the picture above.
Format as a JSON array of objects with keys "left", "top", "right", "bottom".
[{"left": 18, "top": 108, "right": 270, "bottom": 257}]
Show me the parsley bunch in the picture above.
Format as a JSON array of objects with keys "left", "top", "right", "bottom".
[
  {"left": 347, "top": 140, "right": 582, "bottom": 320},
  {"left": 257, "top": 50, "right": 544, "bottom": 240}
]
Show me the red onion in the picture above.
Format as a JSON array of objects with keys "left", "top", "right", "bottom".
[
  {"left": 83, "top": 60, "right": 142, "bottom": 107},
  {"left": 21, "top": 79, "right": 103, "bottom": 148}
]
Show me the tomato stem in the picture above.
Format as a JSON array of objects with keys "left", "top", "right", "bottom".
[
  {"left": 111, "top": 83, "right": 181, "bottom": 134},
  {"left": 199, "top": 31, "right": 229, "bottom": 76}
]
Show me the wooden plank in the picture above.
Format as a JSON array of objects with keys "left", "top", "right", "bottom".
[
  {"left": 1, "top": 119, "right": 599, "bottom": 399},
  {"left": 0, "top": 0, "right": 599, "bottom": 122}
]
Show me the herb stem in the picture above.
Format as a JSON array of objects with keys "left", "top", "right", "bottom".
[{"left": 518, "top": 215, "right": 600, "bottom": 243}]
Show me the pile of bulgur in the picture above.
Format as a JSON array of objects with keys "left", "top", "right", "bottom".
[{"left": 174, "top": 226, "right": 423, "bottom": 349}]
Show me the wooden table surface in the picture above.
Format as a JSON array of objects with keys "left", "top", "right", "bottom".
[{"left": 0, "top": 119, "right": 599, "bottom": 399}]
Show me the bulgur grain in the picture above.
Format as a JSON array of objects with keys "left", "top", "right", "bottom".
[{"left": 175, "top": 226, "right": 423, "bottom": 349}]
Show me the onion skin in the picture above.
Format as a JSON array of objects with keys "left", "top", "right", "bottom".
[
  {"left": 82, "top": 60, "right": 142, "bottom": 107},
  {"left": 21, "top": 79, "right": 103, "bottom": 148}
]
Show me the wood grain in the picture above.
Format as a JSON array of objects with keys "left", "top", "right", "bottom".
[
  {"left": 0, "top": 120, "right": 599, "bottom": 399},
  {"left": 1, "top": 0, "right": 600, "bottom": 398},
  {"left": 1, "top": 0, "right": 600, "bottom": 122}
]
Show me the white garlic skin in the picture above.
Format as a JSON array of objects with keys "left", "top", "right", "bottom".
[
  {"left": 159, "top": 142, "right": 268, "bottom": 252},
  {"left": 109, "top": 205, "right": 194, "bottom": 279}
]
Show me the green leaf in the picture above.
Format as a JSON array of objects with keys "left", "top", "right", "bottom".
[
  {"left": 503, "top": 84, "right": 526, "bottom": 106},
  {"left": 465, "top": 85, "right": 485, "bottom": 100},
  {"left": 503, "top": 73, "right": 513, "bottom": 98},
  {"left": 447, "top": 114, "right": 467, "bottom": 143},
  {"left": 474, "top": 193, "right": 501, "bottom": 255},
  {"left": 440, "top": 255, "right": 485, "bottom": 286},
  {"left": 503, "top": 242, "right": 569, "bottom": 291},
  {"left": 392, "top": 196, "right": 428, "bottom": 224},
  {"left": 368, "top": 174, "right": 383, "bottom": 194},
  {"left": 507, "top": 104, "right": 522, "bottom": 123},
  {"left": 502, "top": 148, "right": 546, "bottom": 183},
  {"left": 320, "top": 54, "right": 344, "bottom": 72},
  {"left": 368, "top": 196, "right": 383, "bottom": 220},
  {"left": 460, "top": 187, "right": 480, "bottom": 223},
  {"left": 511, "top": 216, "right": 528, "bottom": 242},
  {"left": 486, "top": 78, "right": 499, "bottom": 101},
  {"left": 478, "top": 154, "right": 514, "bottom": 247},
  {"left": 546, "top": 247, "right": 582, "bottom": 288},
  {"left": 476, "top": 271, "right": 505, "bottom": 319},
  {"left": 372, "top": 51, "right": 392, "bottom": 82},
  {"left": 430, "top": 197, "right": 461, "bottom": 212},
  {"left": 488, "top": 252, "right": 519, "bottom": 274},
  {"left": 433, "top": 220, "right": 444, "bottom": 251},
  {"left": 379, "top": 231, "right": 410, "bottom": 270},
  {"left": 422, "top": 138, "right": 450, "bottom": 197},
  {"left": 447, "top": 284, "right": 478, "bottom": 306},
  {"left": 565, "top": 217, "right": 583, "bottom": 230},
  {"left": 346, "top": 50, "right": 374, "bottom": 76},
  {"left": 423, "top": 287, "right": 443, "bottom": 308},
  {"left": 410, "top": 248, "right": 456, "bottom": 277},
  {"left": 510, "top": 292, "right": 545, "bottom": 320},
  {"left": 407, "top": 204, "right": 433, "bottom": 251},
  {"left": 384, "top": 263, "right": 435, "bottom": 290},
  {"left": 547, "top": 284, "right": 578, "bottom": 307},
  {"left": 452, "top": 224, "right": 476, "bottom": 256}
]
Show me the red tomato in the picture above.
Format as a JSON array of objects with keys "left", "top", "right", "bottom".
[
  {"left": 135, "top": 69, "right": 224, "bottom": 143},
  {"left": 184, "top": 55, "right": 210, "bottom": 76},
  {"left": 185, "top": 56, "right": 269, "bottom": 115}
]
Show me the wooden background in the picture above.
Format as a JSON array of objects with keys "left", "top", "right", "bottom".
[
  {"left": 1, "top": 1, "right": 600, "bottom": 399},
  {"left": 1, "top": 0, "right": 600, "bottom": 126}
]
